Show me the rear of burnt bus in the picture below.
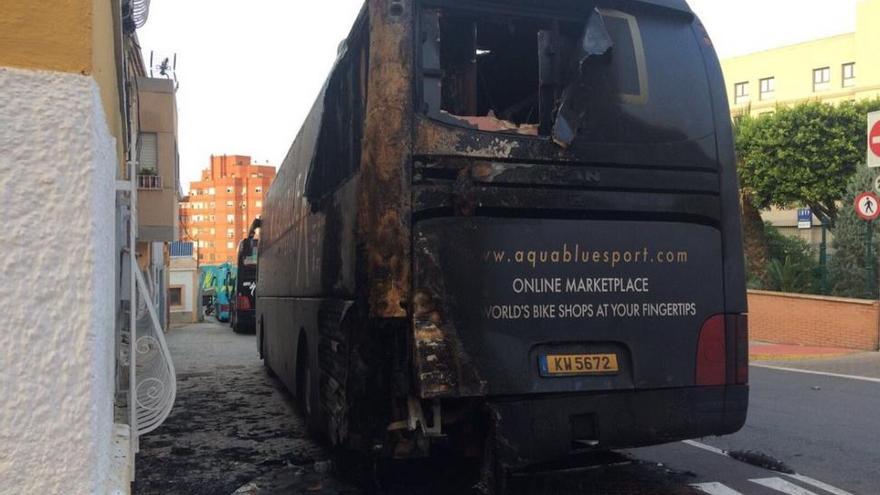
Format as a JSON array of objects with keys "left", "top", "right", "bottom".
[{"left": 411, "top": 0, "right": 748, "bottom": 468}]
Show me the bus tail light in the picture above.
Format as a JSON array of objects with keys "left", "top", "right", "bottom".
[
  {"left": 733, "top": 315, "right": 749, "bottom": 385},
  {"left": 696, "top": 315, "right": 726, "bottom": 386},
  {"left": 237, "top": 295, "right": 252, "bottom": 311}
]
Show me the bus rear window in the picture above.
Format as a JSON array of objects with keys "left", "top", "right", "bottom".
[{"left": 420, "top": 6, "right": 713, "bottom": 147}]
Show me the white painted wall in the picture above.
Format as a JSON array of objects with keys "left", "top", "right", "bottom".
[
  {"left": 170, "top": 270, "right": 195, "bottom": 313},
  {"left": 0, "top": 68, "right": 121, "bottom": 493}
]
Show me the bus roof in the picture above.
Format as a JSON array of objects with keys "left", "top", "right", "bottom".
[{"left": 635, "top": 0, "right": 692, "bottom": 12}]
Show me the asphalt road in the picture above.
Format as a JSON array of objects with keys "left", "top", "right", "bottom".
[
  {"left": 136, "top": 321, "right": 878, "bottom": 495},
  {"left": 697, "top": 365, "right": 880, "bottom": 494}
]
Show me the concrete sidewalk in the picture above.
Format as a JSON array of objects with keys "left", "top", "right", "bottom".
[
  {"left": 751, "top": 341, "right": 880, "bottom": 379},
  {"left": 749, "top": 341, "right": 860, "bottom": 361}
]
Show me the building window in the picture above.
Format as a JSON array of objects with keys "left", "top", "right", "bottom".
[
  {"left": 227, "top": 214, "right": 235, "bottom": 224},
  {"left": 813, "top": 67, "right": 831, "bottom": 92},
  {"left": 210, "top": 228, "right": 216, "bottom": 235},
  {"left": 256, "top": 201, "right": 263, "bottom": 208},
  {"left": 242, "top": 188, "right": 247, "bottom": 195},
  {"left": 169, "top": 287, "right": 183, "bottom": 307},
  {"left": 192, "top": 228, "right": 199, "bottom": 236},
  {"left": 208, "top": 188, "right": 216, "bottom": 195},
  {"left": 240, "top": 202, "right": 247, "bottom": 209},
  {"left": 734, "top": 82, "right": 749, "bottom": 104},
  {"left": 255, "top": 187, "right": 263, "bottom": 193},
  {"left": 842, "top": 63, "right": 855, "bottom": 88},
  {"left": 759, "top": 77, "right": 775, "bottom": 101},
  {"left": 138, "top": 133, "right": 158, "bottom": 174},
  {"left": 226, "top": 187, "right": 234, "bottom": 194},
  {"left": 227, "top": 241, "right": 235, "bottom": 249},
  {"left": 226, "top": 200, "right": 234, "bottom": 207}
]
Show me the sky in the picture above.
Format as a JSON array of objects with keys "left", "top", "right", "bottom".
[{"left": 138, "top": 0, "right": 860, "bottom": 188}]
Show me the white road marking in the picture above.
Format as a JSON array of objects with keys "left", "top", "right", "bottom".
[
  {"left": 783, "top": 473, "right": 855, "bottom": 495},
  {"left": 691, "top": 482, "right": 744, "bottom": 495},
  {"left": 683, "top": 439, "right": 727, "bottom": 456},
  {"left": 683, "top": 440, "right": 855, "bottom": 495},
  {"left": 752, "top": 364, "right": 880, "bottom": 384},
  {"left": 750, "top": 477, "right": 820, "bottom": 495}
]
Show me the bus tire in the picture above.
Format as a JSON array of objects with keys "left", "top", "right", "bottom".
[{"left": 260, "top": 320, "right": 276, "bottom": 377}]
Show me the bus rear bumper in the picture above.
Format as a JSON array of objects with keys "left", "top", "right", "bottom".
[{"left": 490, "top": 385, "right": 748, "bottom": 469}]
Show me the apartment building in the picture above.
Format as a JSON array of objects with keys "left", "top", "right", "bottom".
[
  {"left": 137, "top": 76, "right": 181, "bottom": 331},
  {"left": 721, "top": 0, "right": 880, "bottom": 242},
  {"left": 180, "top": 155, "right": 276, "bottom": 265},
  {"left": 723, "top": 0, "right": 880, "bottom": 116}
]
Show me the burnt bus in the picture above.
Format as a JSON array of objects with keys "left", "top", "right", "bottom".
[{"left": 257, "top": 0, "right": 748, "bottom": 483}]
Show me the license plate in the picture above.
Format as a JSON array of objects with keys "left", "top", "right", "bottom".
[{"left": 539, "top": 354, "right": 619, "bottom": 376}]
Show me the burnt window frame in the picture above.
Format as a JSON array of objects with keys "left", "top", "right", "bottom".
[
  {"left": 304, "top": 17, "right": 370, "bottom": 204},
  {"left": 416, "top": 2, "right": 649, "bottom": 138}
]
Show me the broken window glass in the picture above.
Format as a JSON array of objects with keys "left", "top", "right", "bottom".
[{"left": 421, "top": 5, "right": 713, "bottom": 148}]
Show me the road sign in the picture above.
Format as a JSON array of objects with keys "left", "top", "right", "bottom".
[
  {"left": 874, "top": 175, "right": 880, "bottom": 195},
  {"left": 855, "top": 192, "right": 880, "bottom": 221},
  {"left": 797, "top": 208, "right": 812, "bottom": 229},
  {"left": 869, "top": 111, "right": 880, "bottom": 168}
]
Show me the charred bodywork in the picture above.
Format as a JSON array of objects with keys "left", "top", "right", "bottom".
[{"left": 257, "top": 0, "right": 747, "bottom": 481}]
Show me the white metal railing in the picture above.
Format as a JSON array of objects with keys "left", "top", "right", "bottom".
[
  {"left": 131, "top": 0, "right": 151, "bottom": 28},
  {"left": 134, "top": 268, "right": 176, "bottom": 436},
  {"left": 138, "top": 174, "right": 162, "bottom": 190},
  {"left": 119, "top": 142, "right": 176, "bottom": 479}
]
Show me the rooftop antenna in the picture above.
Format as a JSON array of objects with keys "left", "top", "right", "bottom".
[{"left": 149, "top": 51, "right": 179, "bottom": 90}]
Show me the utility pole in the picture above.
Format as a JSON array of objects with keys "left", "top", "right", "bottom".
[
  {"left": 867, "top": 220, "right": 876, "bottom": 299},
  {"left": 855, "top": 192, "right": 880, "bottom": 298}
]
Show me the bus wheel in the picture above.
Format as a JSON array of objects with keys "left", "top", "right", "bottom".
[{"left": 260, "top": 320, "right": 276, "bottom": 377}]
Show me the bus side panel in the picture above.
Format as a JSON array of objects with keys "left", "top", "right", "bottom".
[
  {"left": 693, "top": 17, "right": 748, "bottom": 315},
  {"left": 258, "top": 297, "right": 320, "bottom": 399}
]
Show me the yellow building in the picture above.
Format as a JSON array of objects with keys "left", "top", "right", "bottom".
[
  {"left": 720, "top": 0, "right": 880, "bottom": 245},
  {"left": 0, "top": 1, "right": 178, "bottom": 492},
  {"left": 723, "top": 0, "right": 880, "bottom": 117}
]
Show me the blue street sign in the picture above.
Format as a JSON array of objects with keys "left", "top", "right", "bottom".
[{"left": 797, "top": 208, "right": 812, "bottom": 229}]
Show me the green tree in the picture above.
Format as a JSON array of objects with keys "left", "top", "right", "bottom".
[
  {"left": 828, "top": 166, "right": 880, "bottom": 299},
  {"left": 736, "top": 100, "right": 880, "bottom": 225},
  {"left": 734, "top": 115, "right": 770, "bottom": 287}
]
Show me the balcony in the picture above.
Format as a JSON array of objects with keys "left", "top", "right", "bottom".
[{"left": 138, "top": 175, "right": 163, "bottom": 190}]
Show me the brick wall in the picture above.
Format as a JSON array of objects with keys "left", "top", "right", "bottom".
[{"left": 748, "top": 290, "right": 880, "bottom": 351}]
